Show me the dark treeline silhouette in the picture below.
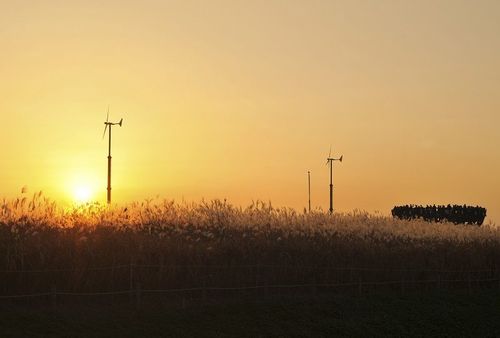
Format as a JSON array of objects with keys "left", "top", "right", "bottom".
[{"left": 392, "top": 205, "right": 487, "bottom": 225}]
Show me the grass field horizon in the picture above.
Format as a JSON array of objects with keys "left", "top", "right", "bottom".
[
  {"left": 2, "top": 193, "right": 499, "bottom": 297},
  {"left": 2, "top": 193, "right": 499, "bottom": 336}
]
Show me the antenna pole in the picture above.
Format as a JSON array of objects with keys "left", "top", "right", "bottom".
[
  {"left": 107, "top": 125, "right": 112, "bottom": 204},
  {"left": 308, "top": 171, "right": 311, "bottom": 213}
]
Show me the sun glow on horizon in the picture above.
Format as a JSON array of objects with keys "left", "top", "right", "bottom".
[
  {"left": 73, "top": 185, "right": 94, "bottom": 204},
  {"left": 64, "top": 169, "right": 101, "bottom": 205}
]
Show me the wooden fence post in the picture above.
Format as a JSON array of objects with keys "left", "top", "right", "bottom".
[
  {"left": 136, "top": 283, "right": 142, "bottom": 308},
  {"left": 129, "top": 261, "right": 134, "bottom": 305},
  {"left": 468, "top": 273, "right": 472, "bottom": 293},
  {"left": 497, "top": 267, "right": 500, "bottom": 290},
  {"left": 159, "top": 256, "right": 164, "bottom": 289},
  {"left": 311, "top": 279, "right": 318, "bottom": 298},
  {"left": 51, "top": 285, "right": 57, "bottom": 311},
  {"left": 129, "top": 261, "right": 134, "bottom": 291},
  {"left": 264, "top": 273, "right": 269, "bottom": 298},
  {"left": 202, "top": 277, "right": 207, "bottom": 302},
  {"left": 257, "top": 265, "right": 261, "bottom": 286},
  {"left": 110, "top": 264, "right": 115, "bottom": 287},
  {"left": 253, "top": 265, "right": 259, "bottom": 300}
]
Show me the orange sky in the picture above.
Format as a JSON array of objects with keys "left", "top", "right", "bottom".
[{"left": 1, "top": 0, "right": 499, "bottom": 223}]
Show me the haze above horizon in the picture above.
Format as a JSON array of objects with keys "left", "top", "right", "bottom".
[{"left": 1, "top": 0, "right": 499, "bottom": 223}]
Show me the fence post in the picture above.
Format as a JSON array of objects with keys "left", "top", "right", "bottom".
[
  {"left": 498, "top": 267, "right": 500, "bottom": 290},
  {"left": 311, "top": 279, "right": 318, "bottom": 298},
  {"left": 51, "top": 285, "right": 57, "bottom": 311},
  {"left": 255, "top": 264, "right": 259, "bottom": 288},
  {"left": 264, "top": 273, "right": 269, "bottom": 298},
  {"left": 202, "top": 277, "right": 207, "bottom": 302},
  {"left": 253, "top": 265, "right": 258, "bottom": 299},
  {"left": 129, "top": 261, "right": 134, "bottom": 291},
  {"left": 136, "top": 282, "right": 142, "bottom": 309},
  {"left": 468, "top": 273, "right": 472, "bottom": 294},
  {"left": 159, "top": 256, "right": 164, "bottom": 289},
  {"left": 110, "top": 262, "right": 115, "bottom": 304},
  {"left": 129, "top": 260, "right": 134, "bottom": 305}
]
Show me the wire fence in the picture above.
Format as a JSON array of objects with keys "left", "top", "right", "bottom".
[
  {"left": 0, "top": 264, "right": 496, "bottom": 274},
  {"left": 0, "top": 263, "right": 499, "bottom": 302},
  {"left": 0, "top": 278, "right": 498, "bottom": 300}
]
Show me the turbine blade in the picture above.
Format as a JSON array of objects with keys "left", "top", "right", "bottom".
[
  {"left": 102, "top": 124, "right": 108, "bottom": 140},
  {"left": 106, "top": 105, "right": 110, "bottom": 122}
]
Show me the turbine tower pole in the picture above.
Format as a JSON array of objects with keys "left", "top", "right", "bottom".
[
  {"left": 329, "top": 162, "right": 333, "bottom": 213},
  {"left": 102, "top": 108, "right": 123, "bottom": 205},
  {"left": 326, "top": 148, "right": 343, "bottom": 214},
  {"left": 107, "top": 125, "right": 112, "bottom": 204},
  {"left": 308, "top": 171, "right": 311, "bottom": 213}
]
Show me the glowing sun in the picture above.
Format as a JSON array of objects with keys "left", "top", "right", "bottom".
[{"left": 73, "top": 185, "right": 93, "bottom": 204}]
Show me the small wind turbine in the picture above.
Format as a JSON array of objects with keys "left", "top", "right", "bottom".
[
  {"left": 326, "top": 146, "right": 343, "bottom": 213},
  {"left": 102, "top": 106, "right": 123, "bottom": 204}
]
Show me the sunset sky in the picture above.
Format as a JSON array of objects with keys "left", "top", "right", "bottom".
[{"left": 1, "top": 0, "right": 499, "bottom": 223}]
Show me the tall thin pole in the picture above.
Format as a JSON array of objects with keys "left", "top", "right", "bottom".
[
  {"left": 329, "top": 161, "right": 333, "bottom": 213},
  {"left": 308, "top": 171, "right": 311, "bottom": 213},
  {"left": 107, "top": 125, "right": 112, "bottom": 204},
  {"left": 103, "top": 113, "right": 122, "bottom": 205},
  {"left": 326, "top": 153, "right": 342, "bottom": 214}
]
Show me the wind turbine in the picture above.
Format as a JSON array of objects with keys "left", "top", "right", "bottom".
[
  {"left": 326, "top": 147, "right": 343, "bottom": 213},
  {"left": 102, "top": 106, "right": 123, "bottom": 204}
]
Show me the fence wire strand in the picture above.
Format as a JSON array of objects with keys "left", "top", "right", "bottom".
[
  {"left": 0, "top": 278, "right": 498, "bottom": 300},
  {"left": 0, "top": 264, "right": 496, "bottom": 274}
]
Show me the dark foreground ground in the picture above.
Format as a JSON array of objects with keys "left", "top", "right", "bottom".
[{"left": 0, "top": 290, "right": 499, "bottom": 337}]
